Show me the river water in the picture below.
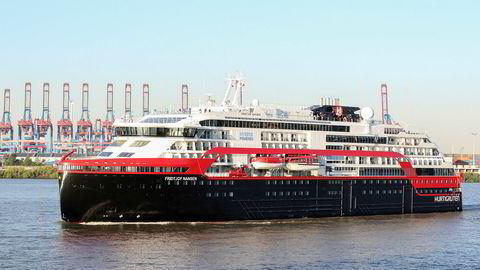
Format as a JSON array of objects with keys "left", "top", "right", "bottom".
[{"left": 0, "top": 179, "right": 479, "bottom": 269}]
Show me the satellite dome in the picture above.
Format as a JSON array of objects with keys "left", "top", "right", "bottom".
[{"left": 360, "top": 107, "right": 374, "bottom": 120}]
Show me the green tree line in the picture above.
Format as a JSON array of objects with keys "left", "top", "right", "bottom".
[
  {"left": 4, "top": 154, "right": 43, "bottom": 167},
  {"left": 0, "top": 166, "right": 58, "bottom": 179},
  {"left": 464, "top": 172, "right": 480, "bottom": 183}
]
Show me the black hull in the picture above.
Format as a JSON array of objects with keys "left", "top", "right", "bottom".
[{"left": 59, "top": 173, "right": 462, "bottom": 223}]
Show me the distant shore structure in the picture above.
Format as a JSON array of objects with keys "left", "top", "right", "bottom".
[{"left": 0, "top": 82, "right": 190, "bottom": 156}]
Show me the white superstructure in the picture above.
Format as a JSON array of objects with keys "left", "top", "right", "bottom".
[{"left": 98, "top": 75, "right": 454, "bottom": 177}]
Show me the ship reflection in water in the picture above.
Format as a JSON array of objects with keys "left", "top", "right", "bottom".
[
  {"left": 58, "top": 212, "right": 472, "bottom": 269},
  {"left": 0, "top": 180, "right": 478, "bottom": 270}
]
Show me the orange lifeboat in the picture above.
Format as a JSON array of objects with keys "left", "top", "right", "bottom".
[
  {"left": 251, "top": 156, "right": 285, "bottom": 170},
  {"left": 285, "top": 155, "right": 319, "bottom": 171}
]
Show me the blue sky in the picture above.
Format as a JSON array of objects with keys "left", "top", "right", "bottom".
[{"left": 0, "top": 0, "right": 479, "bottom": 153}]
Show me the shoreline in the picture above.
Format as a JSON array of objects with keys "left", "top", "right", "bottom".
[
  {"left": 0, "top": 178, "right": 57, "bottom": 180},
  {"left": 0, "top": 166, "right": 58, "bottom": 179}
]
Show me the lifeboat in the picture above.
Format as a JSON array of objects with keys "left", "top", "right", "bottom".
[
  {"left": 285, "top": 156, "right": 319, "bottom": 171},
  {"left": 251, "top": 156, "right": 285, "bottom": 170}
]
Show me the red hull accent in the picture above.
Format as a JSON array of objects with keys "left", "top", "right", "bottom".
[{"left": 58, "top": 147, "right": 461, "bottom": 194}]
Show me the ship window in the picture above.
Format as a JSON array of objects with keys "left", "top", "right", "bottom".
[
  {"left": 229, "top": 180, "right": 234, "bottom": 185},
  {"left": 369, "top": 190, "right": 373, "bottom": 195},
  {"left": 279, "top": 191, "right": 283, "bottom": 196},
  {"left": 362, "top": 190, "right": 366, "bottom": 195},
  {"left": 175, "top": 180, "right": 180, "bottom": 185},
  {"left": 115, "top": 127, "right": 197, "bottom": 138},
  {"left": 206, "top": 192, "right": 211, "bottom": 197},
  {"left": 215, "top": 180, "right": 220, "bottom": 185},
  {"left": 299, "top": 180, "right": 303, "bottom": 185},
  {"left": 140, "top": 116, "right": 186, "bottom": 124},
  {"left": 110, "top": 140, "right": 126, "bottom": 147},
  {"left": 118, "top": 152, "right": 135, "bottom": 157},
  {"left": 214, "top": 192, "right": 219, "bottom": 197},
  {"left": 272, "top": 192, "right": 277, "bottom": 196},
  {"left": 326, "top": 135, "right": 387, "bottom": 144},
  {"left": 199, "top": 119, "right": 349, "bottom": 132},
  {"left": 399, "top": 190, "right": 403, "bottom": 194},
  {"left": 117, "top": 184, "right": 123, "bottom": 189},
  {"left": 286, "top": 191, "right": 290, "bottom": 196},
  {"left": 273, "top": 180, "right": 277, "bottom": 185},
  {"left": 221, "top": 180, "right": 227, "bottom": 185},
  {"left": 305, "top": 191, "right": 309, "bottom": 196},
  {"left": 305, "top": 180, "right": 310, "bottom": 184},
  {"left": 280, "top": 180, "right": 284, "bottom": 185},
  {"left": 299, "top": 191, "right": 303, "bottom": 196},
  {"left": 98, "top": 152, "right": 113, "bottom": 157},
  {"left": 286, "top": 180, "right": 290, "bottom": 185},
  {"left": 376, "top": 190, "right": 380, "bottom": 195},
  {"left": 130, "top": 140, "right": 150, "bottom": 147},
  {"left": 229, "top": 192, "right": 234, "bottom": 197},
  {"left": 266, "top": 192, "right": 270, "bottom": 196},
  {"left": 266, "top": 180, "right": 270, "bottom": 185}
]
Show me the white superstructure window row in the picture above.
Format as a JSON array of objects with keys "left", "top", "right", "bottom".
[
  {"left": 140, "top": 117, "right": 186, "bottom": 123},
  {"left": 261, "top": 132, "right": 307, "bottom": 143}
]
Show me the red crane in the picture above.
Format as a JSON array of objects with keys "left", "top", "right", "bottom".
[
  {"left": 76, "top": 83, "right": 92, "bottom": 142},
  {"left": 125, "top": 83, "right": 132, "bottom": 120},
  {"left": 93, "top": 118, "right": 103, "bottom": 142},
  {"left": 143, "top": 83, "right": 149, "bottom": 116},
  {"left": 0, "top": 89, "right": 13, "bottom": 140},
  {"left": 57, "top": 83, "right": 73, "bottom": 142},
  {"left": 17, "top": 82, "right": 34, "bottom": 140},
  {"left": 102, "top": 83, "right": 115, "bottom": 142},
  {"left": 34, "top": 83, "right": 53, "bottom": 151},
  {"left": 181, "top": 84, "right": 189, "bottom": 113}
]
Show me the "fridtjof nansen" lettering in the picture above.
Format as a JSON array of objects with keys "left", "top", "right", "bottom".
[{"left": 165, "top": 176, "right": 198, "bottom": 181}]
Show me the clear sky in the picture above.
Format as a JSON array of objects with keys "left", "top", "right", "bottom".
[{"left": 0, "top": 0, "right": 479, "bottom": 153}]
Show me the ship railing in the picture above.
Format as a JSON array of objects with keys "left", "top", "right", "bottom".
[{"left": 201, "top": 147, "right": 462, "bottom": 195}]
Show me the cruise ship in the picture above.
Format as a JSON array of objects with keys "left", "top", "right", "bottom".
[{"left": 58, "top": 75, "right": 462, "bottom": 222}]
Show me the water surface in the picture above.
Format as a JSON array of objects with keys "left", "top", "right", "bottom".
[{"left": 1, "top": 179, "right": 479, "bottom": 269}]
